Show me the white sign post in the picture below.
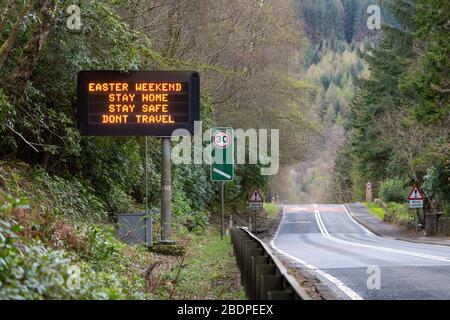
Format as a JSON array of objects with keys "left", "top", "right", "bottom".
[
  {"left": 249, "top": 189, "right": 264, "bottom": 232},
  {"left": 408, "top": 186, "right": 425, "bottom": 232},
  {"left": 408, "top": 187, "right": 424, "bottom": 209}
]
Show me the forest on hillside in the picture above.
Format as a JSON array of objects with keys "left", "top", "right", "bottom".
[
  {"left": 333, "top": 0, "right": 449, "bottom": 215},
  {"left": 288, "top": 0, "right": 449, "bottom": 216}
]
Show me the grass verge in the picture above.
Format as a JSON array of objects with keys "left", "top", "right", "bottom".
[
  {"left": 0, "top": 161, "right": 242, "bottom": 300},
  {"left": 364, "top": 202, "right": 385, "bottom": 220},
  {"left": 162, "top": 231, "right": 245, "bottom": 300},
  {"left": 264, "top": 203, "right": 280, "bottom": 217}
]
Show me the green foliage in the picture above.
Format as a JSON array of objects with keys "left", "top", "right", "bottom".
[
  {"left": 0, "top": 197, "right": 145, "bottom": 299},
  {"left": 264, "top": 203, "right": 279, "bottom": 217},
  {"left": 162, "top": 231, "right": 245, "bottom": 300},
  {"left": 33, "top": 169, "right": 107, "bottom": 221},
  {"left": 0, "top": 193, "right": 151, "bottom": 299},
  {"left": 401, "top": 0, "right": 450, "bottom": 125},
  {"left": 335, "top": 0, "right": 449, "bottom": 211},
  {"left": 78, "top": 137, "right": 142, "bottom": 213},
  {"left": 0, "top": 88, "right": 12, "bottom": 129},
  {"left": 379, "top": 178, "right": 408, "bottom": 203},
  {"left": 423, "top": 163, "right": 450, "bottom": 207},
  {"left": 83, "top": 225, "right": 119, "bottom": 267},
  {"left": 298, "top": 0, "right": 382, "bottom": 45},
  {"left": 444, "top": 206, "right": 450, "bottom": 218},
  {"left": 365, "top": 202, "right": 385, "bottom": 221},
  {"left": 384, "top": 202, "right": 414, "bottom": 228}
]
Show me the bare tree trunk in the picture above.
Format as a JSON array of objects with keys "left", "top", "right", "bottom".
[
  {"left": 166, "top": 6, "right": 181, "bottom": 59},
  {"left": 0, "top": 1, "right": 32, "bottom": 68},
  {"left": 6, "top": 0, "right": 57, "bottom": 104}
]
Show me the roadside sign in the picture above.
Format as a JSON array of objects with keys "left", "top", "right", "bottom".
[
  {"left": 408, "top": 186, "right": 425, "bottom": 209},
  {"left": 408, "top": 187, "right": 424, "bottom": 200},
  {"left": 77, "top": 70, "right": 200, "bottom": 137},
  {"left": 211, "top": 128, "right": 234, "bottom": 182},
  {"left": 249, "top": 189, "right": 264, "bottom": 202},
  {"left": 410, "top": 200, "right": 424, "bottom": 209},
  {"left": 249, "top": 202, "right": 263, "bottom": 210},
  {"left": 249, "top": 189, "right": 264, "bottom": 210}
]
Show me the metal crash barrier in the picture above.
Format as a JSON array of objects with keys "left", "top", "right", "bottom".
[{"left": 230, "top": 227, "right": 310, "bottom": 300}]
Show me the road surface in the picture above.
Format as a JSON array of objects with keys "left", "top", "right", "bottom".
[{"left": 271, "top": 204, "right": 450, "bottom": 300}]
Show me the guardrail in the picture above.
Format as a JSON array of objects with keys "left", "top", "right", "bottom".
[{"left": 230, "top": 227, "right": 310, "bottom": 300}]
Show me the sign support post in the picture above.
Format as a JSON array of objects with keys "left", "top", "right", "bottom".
[
  {"left": 210, "top": 128, "right": 234, "bottom": 241},
  {"left": 408, "top": 186, "right": 425, "bottom": 232},
  {"left": 145, "top": 136, "right": 153, "bottom": 247},
  {"left": 221, "top": 182, "right": 225, "bottom": 240},
  {"left": 249, "top": 189, "right": 264, "bottom": 233},
  {"left": 160, "top": 137, "right": 173, "bottom": 243}
]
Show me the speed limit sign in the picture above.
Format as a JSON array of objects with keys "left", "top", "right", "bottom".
[
  {"left": 213, "top": 130, "right": 232, "bottom": 149},
  {"left": 211, "top": 128, "right": 234, "bottom": 182}
]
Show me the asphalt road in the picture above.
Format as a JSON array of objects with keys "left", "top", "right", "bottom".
[{"left": 272, "top": 204, "right": 450, "bottom": 300}]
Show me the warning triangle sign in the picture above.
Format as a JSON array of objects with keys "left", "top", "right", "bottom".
[
  {"left": 249, "top": 189, "right": 263, "bottom": 202},
  {"left": 408, "top": 187, "right": 424, "bottom": 200}
]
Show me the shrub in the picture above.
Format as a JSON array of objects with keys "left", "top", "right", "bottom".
[
  {"left": 445, "top": 205, "right": 450, "bottom": 218},
  {"left": 33, "top": 170, "right": 107, "bottom": 221},
  {"left": 379, "top": 178, "right": 408, "bottom": 203},
  {"left": 0, "top": 195, "right": 146, "bottom": 300},
  {"left": 423, "top": 164, "right": 450, "bottom": 209},
  {"left": 438, "top": 217, "right": 450, "bottom": 237},
  {"left": 384, "top": 202, "right": 415, "bottom": 229}
]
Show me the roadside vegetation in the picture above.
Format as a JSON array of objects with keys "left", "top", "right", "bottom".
[
  {"left": 162, "top": 232, "right": 245, "bottom": 300},
  {"left": 365, "top": 200, "right": 450, "bottom": 237},
  {"left": 0, "top": 0, "right": 319, "bottom": 299},
  {"left": 364, "top": 202, "right": 385, "bottom": 221},
  {"left": 333, "top": 0, "right": 449, "bottom": 217},
  {"left": 0, "top": 160, "right": 246, "bottom": 299},
  {"left": 263, "top": 203, "right": 280, "bottom": 217}
]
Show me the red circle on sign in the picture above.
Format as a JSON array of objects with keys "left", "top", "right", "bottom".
[{"left": 213, "top": 131, "right": 231, "bottom": 149}]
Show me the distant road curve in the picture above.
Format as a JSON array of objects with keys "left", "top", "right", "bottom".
[{"left": 271, "top": 204, "right": 450, "bottom": 300}]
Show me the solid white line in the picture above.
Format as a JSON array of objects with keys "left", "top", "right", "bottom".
[
  {"left": 342, "top": 204, "right": 450, "bottom": 248},
  {"left": 314, "top": 205, "right": 450, "bottom": 264},
  {"left": 213, "top": 168, "right": 231, "bottom": 179},
  {"left": 270, "top": 205, "right": 364, "bottom": 300},
  {"left": 341, "top": 204, "right": 376, "bottom": 236}
]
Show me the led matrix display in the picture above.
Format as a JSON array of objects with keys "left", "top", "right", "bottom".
[{"left": 77, "top": 71, "right": 200, "bottom": 137}]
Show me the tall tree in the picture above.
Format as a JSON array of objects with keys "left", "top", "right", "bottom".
[
  {"left": 6, "top": 0, "right": 57, "bottom": 104},
  {"left": 0, "top": 1, "right": 32, "bottom": 69}
]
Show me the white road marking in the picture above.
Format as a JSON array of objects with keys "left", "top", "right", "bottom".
[
  {"left": 285, "top": 221, "right": 311, "bottom": 224},
  {"left": 342, "top": 204, "right": 450, "bottom": 248},
  {"left": 270, "top": 205, "right": 364, "bottom": 300},
  {"left": 213, "top": 168, "right": 231, "bottom": 179},
  {"left": 314, "top": 204, "right": 450, "bottom": 264},
  {"left": 341, "top": 204, "right": 376, "bottom": 236}
]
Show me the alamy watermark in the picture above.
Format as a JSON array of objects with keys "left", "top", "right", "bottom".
[
  {"left": 366, "top": 265, "right": 381, "bottom": 290},
  {"left": 367, "top": 5, "right": 382, "bottom": 30},
  {"left": 171, "top": 121, "right": 280, "bottom": 176},
  {"left": 67, "top": 5, "right": 82, "bottom": 31},
  {"left": 66, "top": 265, "right": 81, "bottom": 290}
]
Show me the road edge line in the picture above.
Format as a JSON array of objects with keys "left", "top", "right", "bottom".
[
  {"left": 313, "top": 205, "right": 450, "bottom": 263},
  {"left": 270, "top": 204, "right": 364, "bottom": 301},
  {"left": 344, "top": 204, "right": 450, "bottom": 248}
]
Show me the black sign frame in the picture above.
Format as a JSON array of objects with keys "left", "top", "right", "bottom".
[{"left": 77, "top": 70, "right": 200, "bottom": 137}]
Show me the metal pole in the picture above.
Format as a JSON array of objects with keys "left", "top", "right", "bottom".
[
  {"left": 145, "top": 137, "right": 152, "bottom": 246},
  {"left": 221, "top": 181, "right": 224, "bottom": 240},
  {"left": 416, "top": 208, "right": 419, "bottom": 232},
  {"left": 161, "top": 137, "right": 172, "bottom": 243}
]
